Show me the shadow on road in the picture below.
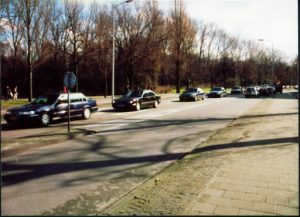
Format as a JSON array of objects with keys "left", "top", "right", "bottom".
[{"left": 2, "top": 135, "right": 298, "bottom": 187}]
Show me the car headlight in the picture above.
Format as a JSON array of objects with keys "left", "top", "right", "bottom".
[
  {"left": 19, "top": 111, "right": 35, "bottom": 115},
  {"left": 112, "top": 100, "right": 116, "bottom": 104},
  {"left": 6, "top": 111, "right": 12, "bottom": 115}
]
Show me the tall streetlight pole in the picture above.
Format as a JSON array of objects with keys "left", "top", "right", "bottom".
[
  {"left": 258, "top": 39, "right": 274, "bottom": 84},
  {"left": 112, "top": 0, "right": 133, "bottom": 104}
]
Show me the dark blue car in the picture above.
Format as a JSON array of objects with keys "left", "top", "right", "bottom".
[{"left": 4, "top": 92, "right": 98, "bottom": 126}]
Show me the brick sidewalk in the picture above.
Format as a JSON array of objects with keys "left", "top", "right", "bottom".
[{"left": 102, "top": 94, "right": 298, "bottom": 215}]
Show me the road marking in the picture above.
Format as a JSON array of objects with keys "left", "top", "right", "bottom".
[{"left": 80, "top": 102, "right": 208, "bottom": 130}]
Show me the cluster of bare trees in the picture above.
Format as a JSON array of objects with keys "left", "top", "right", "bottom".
[{"left": 0, "top": 0, "right": 298, "bottom": 101}]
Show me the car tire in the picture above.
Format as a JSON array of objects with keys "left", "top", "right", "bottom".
[
  {"left": 41, "top": 113, "right": 51, "bottom": 126},
  {"left": 153, "top": 100, "right": 158, "bottom": 108},
  {"left": 82, "top": 108, "right": 91, "bottom": 119},
  {"left": 136, "top": 102, "right": 141, "bottom": 111}
]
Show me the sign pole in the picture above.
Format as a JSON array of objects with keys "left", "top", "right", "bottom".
[
  {"left": 64, "top": 71, "right": 77, "bottom": 133},
  {"left": 67, "top": 89, "right": 70, "bottom": 132}
]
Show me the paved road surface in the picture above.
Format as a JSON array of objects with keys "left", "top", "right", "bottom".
[{"left": 1, "top": 94, "right": 275, "bottom": 215}]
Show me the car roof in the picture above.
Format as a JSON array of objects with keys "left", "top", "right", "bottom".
[{"left": 58, "top": 92, "right": 86, "bottom": 100}]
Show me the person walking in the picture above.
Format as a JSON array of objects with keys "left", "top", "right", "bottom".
[
  {"left": 5, "top": 86, "right": 13, "bottom": 101},
  {"left": 13, "top": 86, "right": 18, "bottom": 101}
]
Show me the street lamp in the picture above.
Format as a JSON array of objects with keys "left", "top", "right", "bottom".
[
  {"left": 112, "top": 0, "right": 133, "bottom": 104},
  {"left": 258, "top": 39, "right": 274, "bottom": 84}
]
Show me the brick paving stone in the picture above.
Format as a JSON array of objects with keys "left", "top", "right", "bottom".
[
  {"left": 266, "top": 195, "right": 289, "bottom": 206},
  {"left": 236, "top": 185, "right": 257, "bottom": 194},
  {"left": 197, "top": 193, "right": 213, "bottom": 202},
  {"left": 243, "top": 192, "right": 266, "bottom": 202},
  {"left": 253, "top": 202, "right": 276, "bottom": 214},
  {"left": 288, "top": 198, "right": 299, "bottom": 208},
  {"left": 202, "top": 188, "right": 225, "bottom": 197},
  {"left": 214, "top": 206, "right": 239, "bottom": 215},
  {"left": 223, "top": 190, "right": 245, "bottom": 200},
  {"left": 268, "top": 182, "right": 289, "bottom": 190},
  {"left": 289, "top": 184, "right": 298, "bottom": 191},
  {"left": 276, "top": 189, "right": 296, "bottom": 198},
  {"left": 256, "top": 187, "right": 278, "bottom": 197},
  {"left": 185, "top": 202, "right": 216, "bottom": 214},
  {"left": 228, "top": 199, "right": 254, "bottom": 210},
  {"left": 238, "top": 209, "right": 265, "bottom": 215},
  {"left": 207, "top": 196, "right": 232, "bottom": 207},
  {"left": 276, "top": 205, "right": 299, "bottom": 215}
]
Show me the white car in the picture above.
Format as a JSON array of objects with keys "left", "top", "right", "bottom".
[{"left": 245, "top": 87, "right": 260, "bottom": 98}]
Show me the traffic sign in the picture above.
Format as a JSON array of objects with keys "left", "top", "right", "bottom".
[{"left": 64, "top": 71, "right": 77, "bottom": 90}]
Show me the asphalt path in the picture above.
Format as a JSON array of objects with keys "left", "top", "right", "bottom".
[{"left": 1, "top": 94, "right": 264, "bottom": 215}]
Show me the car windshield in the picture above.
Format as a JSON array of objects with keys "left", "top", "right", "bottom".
[
  {"left": 233, "top": 86, "right": 241, "bottom": 89},
  {"left": 184, "top": 88, "right": 197, "bottom": 93},
  {"left": 124, "top": 90, "right": 143, "bottom": 98},
  {"left": 32, "top": 94, "right": 59, "bottom": 105},
  {"left": 212, "top": 87, "right": 222, "bottom": 91}
]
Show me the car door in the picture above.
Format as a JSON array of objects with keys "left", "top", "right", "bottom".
[
  {"left": 54, "top": 99, "right": 68, "bottom": 118},
  {"left": 141, "top": 92, "right": 150, "bottom": 107},
  {"left": 70, "top": 96, "right": 85, "bottom": 116},
  {"left": 148, "top": 91, "right": 156, "bottom": 105},
  {"left": 197, "top": 88, "right": 204, "bottom": 100}
]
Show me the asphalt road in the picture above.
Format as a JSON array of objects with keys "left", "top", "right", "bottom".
[{"left": 2, "top": 94, "right": 265, "bottom": 215}]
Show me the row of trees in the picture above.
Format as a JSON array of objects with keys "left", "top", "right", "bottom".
[{"left": 0, "top": 0, "right": 298, "bottom": 101}]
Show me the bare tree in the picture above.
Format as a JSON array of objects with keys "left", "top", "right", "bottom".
[
  {"left": 42, "top": 0, "right": 68, "bottom": 90},
  {"left": 169, "top": 0, "right": 197, "bottom": 93},
  {"left": 18, "top": 0, "right": 47, "bottom": 101},
  {"left": 64, "top": 0, "right": 95, "bottom": 92},
  {"left": 94, "top": 3, "right": 112, "bottom": 96},
  {"left": 3, "top": 0, "right": 24, "bottom": 84}
]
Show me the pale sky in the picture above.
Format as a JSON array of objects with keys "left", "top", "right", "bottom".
[{"left": 84, "top": 0, "right": 298, "bottom": 62}]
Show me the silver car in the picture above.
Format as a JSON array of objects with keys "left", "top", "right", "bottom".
[{"left": 245, "top": 86, "right": 260, "bottom": 98}]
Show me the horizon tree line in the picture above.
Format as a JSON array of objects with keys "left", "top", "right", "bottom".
[{"left": 0, "top": 0, "right": 298, "bottom": 101}]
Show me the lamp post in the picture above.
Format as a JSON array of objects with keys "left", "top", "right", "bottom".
[
  {"left": 258, "top": 39, "right": 274, "bottom": 84},
  {"left": 112, "top": 0, "right": 133, "bottom": 104}
]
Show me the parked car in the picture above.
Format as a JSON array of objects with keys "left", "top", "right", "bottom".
[
  {"left": 275, "top": 83, "right": 283, "bottom": 93},
  {"left": 208, "top": 87, "right": 227, "bottom": 98},
  {"left": 4, "top": 92, "right": 98, "bottom": 126},
  {"left": 245, "top": 86, "right": 260, "bottom": 98},
  {"left": 179, "top": 87, "right": 205, "bottom": 101},
  {"left": 112, "top": 89, "right": 161, "bottom": 111},
  {"left": 259, "top": 84, "right": 275, "bottom": 96},
  {"left": 231, "top": 86, "right": 244, "bottom": 94}
]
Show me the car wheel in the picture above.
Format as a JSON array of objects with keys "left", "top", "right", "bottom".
[
  {"left": 153, "top": 100, "right": 158, "bottom": 108},
  {"left": 82, "top": 108, "right": 91, "bottom": 119},
  {"left": 41, "top": 113, "right": 51, "bottom": 126},
  {"left": 136, "top": 102, "right": 141, "bottom": 111}
]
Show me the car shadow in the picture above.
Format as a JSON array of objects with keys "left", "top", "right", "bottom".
[{"left": 1, "top": 116, "right": 84, "bottom": 131}]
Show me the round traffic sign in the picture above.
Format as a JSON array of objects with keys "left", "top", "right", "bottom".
[{"left": 64, "top": 71, "right": 77, "bottom": 89}]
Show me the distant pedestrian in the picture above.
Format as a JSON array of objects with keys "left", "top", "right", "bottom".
[
  {"left": 5, "top": 86, "right": 13, "bottom": 101},
  {"left": 13, "top": 86, "right": 18, "bottom": 100}
]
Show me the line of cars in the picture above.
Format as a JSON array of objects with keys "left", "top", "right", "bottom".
[
  {"left": 244, "top": 83, "right": 282, "bottom": 98},
  {"left": 3, "top": 86, "right": 225, "bottom": 127},
  {"left": 3, "top": 83, "right": 282, "bottom": 127}
]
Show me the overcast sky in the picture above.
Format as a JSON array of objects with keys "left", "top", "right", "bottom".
[{"left": 85, "top": 0, "right": 298, "bottom": 62}]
